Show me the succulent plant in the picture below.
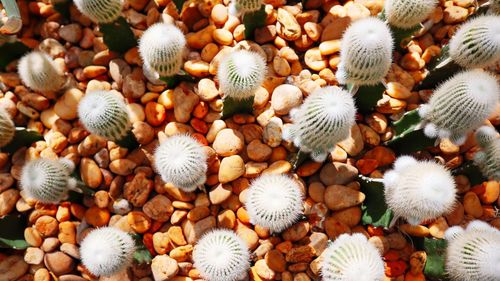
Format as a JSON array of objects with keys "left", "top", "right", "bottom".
[
  {"left": 336, "top": 17, "right": 393, "bottom": 86},
  {"left": 321, "top": 233, "right": 385, "bottom": 281},
  {"left": 418, "top": 70, "right": 499, "bottom": 145},
  {"left": 245, "top": 174, "right": 303, "bottom": 233},
  {"left": 18, "top": 51, "right": 65, "bottom": 93},
  {"left": 78, "top": 90, "right": 131, "bottom": 142},
  {"left": 384, "top": 0, "right": 438, "bottom": 29},
  {"left": 444, "top": 221, "right": 500, "bottom": 281},
  {"left": 73, "top": 0, "right": 122, "bottom": 23},
  {"left": 383, "top": 156, "right": 457, "bottom": 225},
  {"left": 153, "top": 134, "right": 207, "bottom": 192},
  {"left": 230, "top": 0, "right": 262, "bottom": 15},
  {"left": 0, "top": 107, "right": 15, "bottom": 148},
  {"left": 473, "top": 126, "right": 500, "bottom": 181},
  {"left": 139, "top": 23, "right": 186, "bottom": 78},
  {"left": 217, "top": 50, "right": 266, "bottom": 100},
  {"left": 193, "top": 229, "right": 250, "bottom": 281},
  {"left": 0, "top": 0, "right": 22, "bottom": 34},
  {"left": 80, "top": 227, "right": 135, "bottom": 277},
  {"left": 449, "top": 15, "right": 500, "bottom": 69},
  {"left": 282, "top": 86, "right": 356, "bottom": 162}
]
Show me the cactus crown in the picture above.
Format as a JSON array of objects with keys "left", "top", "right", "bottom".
[
  {"left": 444, "top": 221, "right": 500, "bottom": 281},
  {"left": 230, "top": 0, "right": 262, "bottom": 15},
  {"left": 384, "top": 0, "right": 438, "bottom": 29},
  {"left": 193, "top": 229, "right": 250, "bottom": 281},
  {"left": 383, "top": 156, "right": 456, "bottom": 225},
  {"left": 18, "top": 51, "right": 65, "bottom": 93},
  {"left": 0, "top": 107, "right": 15, "bottom": 148},
  {"left": 78, "top": 90, "right": 131, "bottom": 142},
  {"left": 20, "top": 158, "right": 75, "bottom": 204},
  {"left": 139, "top": 23, "right": 186, "bottom": 77},
  {"left": 217, "top": 50, "right": 266, "bottom": 100},
  {"left": 337, "top": 17, "right": 393, "bottom": 86},
  {"left": 153, "top": 134, "right": 207, "bottom": 192},
  {"left": 80, "top": 227, "right": 135, "bottom": 277},
  {"left": 245, "top": 174, "right": 304, "bottom": 233},
  {"left": 282, "top": 86, "right": 356, "bottom": 162},
  {"left": 473, "top": 126, "right": 500, "bottom": 181},
  {"left": 449, "top": 15, "right": 500, "bottom": 68},
  {"left": 418, "top": 70, "right": 499, "bottom": 145},
  {"left": 321, "top": 233, "right": 385, "bottom": 281},
  {"left": 73, "top": 0, "right": 122, "bottom": 24}
]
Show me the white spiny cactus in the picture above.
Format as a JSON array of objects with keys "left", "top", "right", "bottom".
[
  {"left": 18, "top": 51, "right": 65, "bottom": 93},
  {"left": 73, "top": 0, "right": 122, "bottom": 23},
  {"left": 321, "top": 233, "right": 385, "bottom": 281},
  {"left": 20, "top": 158, "right": 75, "bottom": 203},
  {"left": 0, "top": 107, "right": 15, "bottom": 148},
  {"left": 229, "top": 0, "right": 262, "bottom": 15},
  {"left": 217, "top": 50, "right": 266, "bottom": 100},
  {"left": 139, "top": 23, "right": 186, "bottom": 77},
  {"left": 384, "top": 0, "right": 438, "bottom": 29},
  {"left": 336, "top": 17, "right": 393, "bottom": 86},
  {"left": 78, "top": 91, "right": 131, "bottom": 142},
  {"left": 282, "top": 86, "right": 356, "bottom": 162},
  {"left": 193, "top": 229, "right": 250, "bottom": 281},
  {"left": 449, "top": 15, "right": 500, "bottom": 68},
  {"left": 474, "top": 126, "right": 500, "bottom": 181},
  {"left": 80, "top": 227, "right": 135, "bottom": 277},
  {"left": 245, "top": 174, "right": 303, "bottom": 233},
  {"left": 444, "top": 221, "right": 500, "bottom": 281},
  {"left": 383, "top": 156, "right": 457, "bottom": 225},
  {"left": 418, "top": 70, "right": 499, "bottom": 145},
  {"left": 153, "top": 134, "right": 207, "bottom": 192}
]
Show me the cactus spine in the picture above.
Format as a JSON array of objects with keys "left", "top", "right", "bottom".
[
  {"left": 73, "top": 0, "right": 122, "bottom": 23},
  {"left": 230, "top": 0, "right": 262, "bottom": 15},
  {"left": 18, "top": 51, "right": 65, "bottom": 93},
  {"left": 0, "top": 107, "right": 15, "bottom": 148},
  {"left": 384, "top": 0, "right": 438, "bottom": 29},
  {"left": 473, "top": 126, "right": 500, "bottom": 181}
]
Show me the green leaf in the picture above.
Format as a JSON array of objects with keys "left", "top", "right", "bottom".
[
  {"left": 393, "top": 109, "right": 422, "bottom": 136},
  {"left": 243, "top": 5, "right": 267, "bottom": 39},
  {"left": 390, "top": 24, "right": 422, "bottom": 51},
  {"left": 0, "top": 214, "right": 29, "bottom": 249},
  {"left": 52, "top": 0, "right": 72, "bottom": 20},
  {"left": 386, "top": 128, "right": 436, "bottom": 155},
  {"left": 131, "top": 234, "right": 152, "bottom": 264},
  {"left": 70, "top": 171, "right": 96, "bottom": 198},
  {"left": 222, "top": 96, "right": 254, "bottom": 119},
  {"left": 0, "top": 127, "right": 43, "bottom": 153},
  {"left": 115, "top": 130, "right": 140, "bottom": 151},
  {"left": 423, "top": 238, "right": 447, "bottom": 279},
  {"left": 173, "top": 0, "right": 185, "bottom": 12},
  {"left": 160, "top": 71, "right": 196, "bottom": 89},
  {"left": 0, "top": 41, "right": 30, "bottom": 70},
  {"left": 100, "top": 17, "right": 137, "bottom": 54},
  {"left": 358, "top": 175, "right": 394, "bottom": 228},
  {"left": 452, "top": 161, "right": 486, "bottom": 186},
  {"left": 415, "top": 45, "right": 462, "bottom": 91},
  {"left": 350, "top": 83, "right": 385, "bottom": 113},
  {"left": 288, "top": 150, "right": 310, "bottom": 171}
]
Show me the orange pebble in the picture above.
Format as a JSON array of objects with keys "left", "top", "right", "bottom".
[
  {"left": 384, "top": 250, "right": 401, "bottom": 262},
  {"left": 145, "top": 101, "right": 166, "bottom": 127},
  {"left": 192, "top": 133, "right": 208, "bottom": 146},
  {"left": 127, "top": 211, "right": 151, "bottom": 234},
  {"left": 385, "top": 261, "right": 408, "bottom": 277},
  {"left": 356, "top": 159, "right": 379, "bottom": 175},
  {"left": 367, "top": 225, "right": 384, "bottom": 236},
  {"left": 236, "top": 207, "right": 250, "bottom": 224},
  {"left": 143, "top": 233, "right": 155, "bottom": 255},
  {"left": 190, "top": 118, "right": 209, "bottom": 134},
  {"left": 70, "top": 203, "right": 86, "bottom": 220},
  {"left": 404, "top": 272, "right": 426, "bottom": 281},
  {"left": 192, "top": 101, "right": 208, "bottom": 118},
  {"left": 84, "top": 206, "right": 111, "bottom": 227}
]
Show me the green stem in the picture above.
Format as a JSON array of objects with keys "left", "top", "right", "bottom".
[
  {"left": 289, "top": 150, "right": 309, "bottom": 171},
  {"left": 347, "top": 82, "right": 386, "bottom": 113},
  {"left": 160, "top": 70, "right": 196, "bottom": 89},
  {"left": 115, "top": 130, "right": 139, "bottom": 150},
  {"left": 222, "top": 96, "right": 254, "bottom": 119},
  {"left": 100, "top": 16, "right": 137, "bottom": 54},
  {"left": 0, "top": 127, "right": 43, "bottom": 153},
  {"left": 243, "top": 5, "right": 267, "bottom": 39},
  {"left": 385, "top": 128, "right": 437, "bottom": 154}
]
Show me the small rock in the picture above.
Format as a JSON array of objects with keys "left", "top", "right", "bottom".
[
  {"left": 59, "top": 24, "right": 82, "bottom": 43},
  {"left": 124, "top": 173, "right": 153, "bottom": 207},
  {"left": 213, "top": 129, "right": 245, "bottom": 157},
  {"left": 24, "top": 247, "right": 44, "bottom": 265},
  {"left": 324, "top": 185, "right": 365, "bottom": 211},
  {"left": 173, "top": 85, "right": 199, "bottom": 123},
  {"left": 285, "top": 245, "right": 315, "bottom": 263},
  {"left": 271, "top": 85, "right": 302, "bottom": 115},
  {"left": 80, "top": 158, "right": 102, "bottom": 188},
  {"left": 0, "top": 189, "right": 19, "bottom": 216},
  {"left": 337, "top": 124, "right": 364, "bottom": 156},
  {"left": 247, "top": 140, "right": 272, "bottom": 162},
  {"left": 282, "top": 221, "right": 309, "bottom": 242},
  {"left": 0, "top": 256, "right": 29, "bottom": 281},
  {"left": 43, "top": 252, "right": 74, "bottom": 276},
  {"left": 143, "top": 195, "right": 174, "bottom": 222},
  {"left": 265, "top": 250, "right": 286, "bottom": 273},
  {"left": 254, "top": 259, "right": 276, "bottom": 280},
  {"left": 208, "top": 183, "right": 232, "bottom": 205},
  {"left": 319, "top": 162, "right": 358, "bottom": 186},
  {"left": 182, "top": 216, "right": 216, "bottom": 244},
  {"left": 218, "top": 155, "right": 245, "bottom": 183},
  {"left": 151, "top": 255, "right": 179, "bottom": 281},
  {"left": 263, "top": 117, "right": 283, "bottom": 147}
]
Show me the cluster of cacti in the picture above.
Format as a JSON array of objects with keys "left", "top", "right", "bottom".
[
  {"left": 153, "top": 134, "right": 207, "bottom": 192},
  {"left": 321, "top": 234, "right": 385, "bottom": 281},
  {"left": 229, "top": 0, "right": 262, "bottom": 15},
  {"left": 0, "top": 107, "right": 15, "bottom": 148},
  {"left": 384, "top": 0, "right": 438, "bottom": 29},
  {"left": 18, "top": 51, "right": 65, "bottom": 93},
  {"left": 80, "top": 227, "right": 135, "bottom": 277},
  {"left": 193, "top": 229, "right": 250, "bottom": 281},
  {"left": 73, "top": 0, "right": 122, "bottom": 23},
  {"left": 282, "top": 86, "right": 356, "bottom": 162},
  {"left": 383, "top": 156, "right": 457, "bottom": 225},
  {"left": 473, "top": 126, "right": 500, "bottom": 181},
  {"left": 444, "top": 221, "right": 500, "bottom": 281}
]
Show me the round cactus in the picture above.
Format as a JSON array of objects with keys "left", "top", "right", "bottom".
[
  {"left": 153, "top": 134, "right": 207, "bottom": 192},
  {"left": 217, "top": 50, "right": 266, "bottom": 100},
  {"left": 73, "top": 0, "right": 122, "bottom": 23},
  {"left": 444, "top": 221, "right": 500, "bottom": 281},
  {"left": 80, "top": 227, "right": 135, "bottom": 277},
  {"left": 18, "top": 51, "right": 65, "bottom": 93},
  {"left": 383, "top": 156, "right": 457, "bottom": 225},
  {"left": 193, "top": 229, "right": 250, "bottom": 281},
  {"left": 321, "top": 233, "right": 385, "bottom": 281},
  {"left": 282, "top": 86, "right": 356, "bottom": 162},
  {"left": 384, "top": 0, "right": 438, "bottom": 29},
  {"left": 78, "top": 91, "right": 131, "bottom": 142},
  {"left": 418, "top": 70, "right": 499, "bottom": 145},
  {"left": 449, "top": 15, "right": 500, "bottom": 68},
  {"left": 230, "top": 0, "right": 262, "bottom": 15},
  {"left": 336, "top": 17, "right": 393, "bottom": 86},
  {"left": 245, "top": 174, "right": 303, "bottom": 233},
  {"left": 20, "top": 158, "right": 74, "bottom": 204},
  {"left": 0, "top": 107, "right": 15, "bottom": 148},
  {"left": 474, "top": 126, "right": 500, "bottom": 181},
  {"left": 139, "top": 23, "right": 186, "bottom": 77}
]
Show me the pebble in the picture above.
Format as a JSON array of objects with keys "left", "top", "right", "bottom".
[
  {"left": 218, "top": 155, "right": 245, "bottom": 183},
  {"left": 24, "top": 247, "right": 44, "bottom": 265},
  {"left": 43, "top": 251, "right": 74, "bottom": 276},
  {"left": 109, "top": 159, "right": 137, "bottom": 176},
  {"left": 282, "top": 221, "right": 309, "bottom": 242},
  {"left": 182, "top": 216, "right": 216, "bottom": 244},
  {"left": 0, "top": 189, "right": 19, "bottom": 216},
  {"left": 324, "top": 217, "right": 351, "bottom": 239},
  {"left": 143, "top": 195, "right": 173, "bottom": 222},
  {"left": 263, "top": 117, "right": 283, "bottom": 147},
  {"left": 308, "top": 232, "right": 328, "bottom": 255},
  {"left": 237, "top": 227, "right": 259, "bottom": 250},
  {"left": 213, "top": 129, "right": 244, "bottom": 157},
  {"left": 208, "top": 183, "right": 232, "bottom": 205},
  {"left": 151, "top": 255, "right": 179, "bottom": 281},
  {"left": 443, "top": 6, "right": 468, "bottom": 24},
  {"left": 0, "top": 256, "right": 29, "bottom": 281},
  {"left": 124, "top": 173, "right": 153, "bottom": 207},
  {"left": 337, "top": 124, "right": 364, "bottom": 156},
  {"left": 58, "top": 24, "right": 82, "bottom": 43},
  {"left": 463, "top": 191, "right": 483, "bottom": 218},
  {"left": 271, "top": 84, "right": 303, "bottom": 115},
  {"left": 167, "top": 226, "right": 187, "bottom": 246},
  {"left": 254, "top": 259, "right": 276, "bottom": 280},
  {"left": 265, "top": 249, "right": 286, "bottom": 273},
  {"left": 247, "top": 140, "right": 272, "bottom": 162},
  {"left": 80, "top": 158, "right": 102, "bottom": 188},
  {"left": 319, "top": 162, "right": 358, "bottom": 186},
  {"left": 169, "top": 245, "right": 193, "bottom": 262},
  {"left": 324, "top": 185, "right": 365, "bottom": 211}
]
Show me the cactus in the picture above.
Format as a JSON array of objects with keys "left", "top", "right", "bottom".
[
  {"left": 80, "top": 227, "right": 135, "bottom": 277},
  {"left": 153, "top": 134, "right": 207, "bottom": 192},
  {"left": 321, "top": 233, "right": 385, "bottom": 281},
  {"left": 473, "top": 126, "right": 500, "bottom": 181},
  {"left": 192, "top": 229, "right": 250, "bottom": 281},
  {"left": 383, "top": 156, "right": 457, "bottom": 225},
  {"left": 73, "top": 0, "right": 121, "bottom": 23},
  {"left": 245, "top": 174, "right": 303, "bottom": 233},
  {"left": 384, "top": 0, "right": 438, "bottom": 29},
  {"left": 230, "top": 0, "right": 262, "bottom": 15},
  {"left": 20, "top": 158, "right": 75, "bottom": 204},
  {"left": 444, "top": 221, "right": 500, "bottom": 281},
  {"left": 418, "top": 70, "right": 499, "bottom": 145},
  {"left": 0, "top": 0, "right": 22, "bottom": 34},
  {"left": 0, "top": 107, "right": 14, "bottom": 148},
  {"left": 139, "top": 23, "right": 186, "bottom": 78},
  {"left": 229, "top": 0, "right": 265, "bottom": 39},
  {"left": 18, "top": 51, "right": 65, "bottom": 93},
  {"left": 449, "top": 15, "right": 500, "bottom": 69},
  {"left": 282, "top": 86, "right": 356, "bottom": 162}
]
